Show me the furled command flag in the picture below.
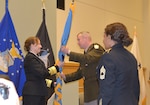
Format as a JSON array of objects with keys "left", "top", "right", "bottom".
[
  {"left": 36, "top": 8, "right": 56, "bottom": 99},
  {"left": 0, "top": 0, "right": 26, "bottom": 97},
  {"left": 131, "top": 30, "right": 146, "bottom": 105},
  {"left": 54, "top": 2, "right": 75, "bottom": 105}
]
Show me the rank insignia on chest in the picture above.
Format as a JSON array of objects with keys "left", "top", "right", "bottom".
[{"left": 99, "top": 66, "right": 106, "bottom": 80}]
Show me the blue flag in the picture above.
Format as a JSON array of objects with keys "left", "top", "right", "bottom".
[
  {"left": 58, "top": 7, "right": 73, "bottom": 63},
  {"left": 54, "top": 2, "right": 74, "bottom": 105},
  {"left": 0, "top": 0, "right": 26, "bottom": 97}
]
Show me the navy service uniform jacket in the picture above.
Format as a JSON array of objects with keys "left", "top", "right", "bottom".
[
  {"left": 97, "top": 44, "right": 140, "bottom": 105},
  {"left": 23, "top": 52, "right": 50, "bottom": 96}
]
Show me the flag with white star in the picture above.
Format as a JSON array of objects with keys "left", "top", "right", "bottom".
[{"left": 0, "top": 0, "right": 26, "bottom": 97}]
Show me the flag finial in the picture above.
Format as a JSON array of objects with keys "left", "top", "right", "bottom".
[
  {"left": 41, "top": 0, "right": 46, "bottom": 9},
  {"left": 72, "top": 0, "right": 75, "bottom": 4},
  {"left": 70, "top": 0, "right": 75, "bottom": 13}
]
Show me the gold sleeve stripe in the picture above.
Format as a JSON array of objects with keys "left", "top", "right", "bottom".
[
  {"left": 45, "top": 79, "right": 52, "bottom": 87},
  {"left": 48, "top": 66, "right": 57, "bottom": 75}
]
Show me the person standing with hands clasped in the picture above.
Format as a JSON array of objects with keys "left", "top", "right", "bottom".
[
  {"left": 97, "top": 22, "right": 140, "bottom": 105},
  {"left": 22, "top": 36, "right": 64, "bottom": 105},
  {"left": 61, "top": 31, "right": 105, "bottom": 105}
]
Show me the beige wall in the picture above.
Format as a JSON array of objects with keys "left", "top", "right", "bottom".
[{"left": 0, "top": 0, "right": 149, "bottom": 105}]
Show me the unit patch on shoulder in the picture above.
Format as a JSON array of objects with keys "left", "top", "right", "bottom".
[{"left": 94, "top": 44, "right": 99, "bottom": 49}]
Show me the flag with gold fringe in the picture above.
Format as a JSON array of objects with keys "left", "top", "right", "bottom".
[
  {"left": 53, "top": 1, "right": 75, "bottom": 105},
  {"left": 131, "top": 28, "right": 146, "bottom": 105}
]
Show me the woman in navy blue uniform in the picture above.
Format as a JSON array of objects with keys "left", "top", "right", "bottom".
[
  {"left": 97, "top": 22, "right": 140, "bottom": 105},
  {"left": 22, "top": 36, "right": 64, "bottom": 105}
]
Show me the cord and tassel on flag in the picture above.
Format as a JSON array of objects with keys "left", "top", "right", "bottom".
[
  {"left": 130, "top": 26, "right": 146, "bottom": 105},
  {"left": 53, "top": 1, "right": 75, "bottom": 105}
]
